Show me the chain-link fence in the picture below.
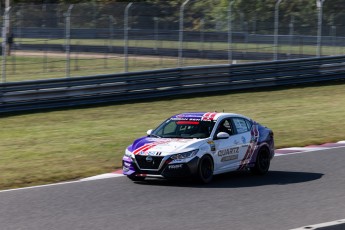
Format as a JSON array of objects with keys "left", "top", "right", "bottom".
[{"left": 1, "top": 1, "right": 345, "bottom": 83}]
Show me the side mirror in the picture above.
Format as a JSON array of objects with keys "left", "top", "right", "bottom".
[
  {"left": 216, "top": 132, "right": 230, "bottom": 139},
  {"left": 146, "top": 129, "right": 153, "bottom": 135}
]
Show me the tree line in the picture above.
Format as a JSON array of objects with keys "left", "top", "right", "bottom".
[{"left": 3, "top": 0, "right": 345, "bottom": 35}]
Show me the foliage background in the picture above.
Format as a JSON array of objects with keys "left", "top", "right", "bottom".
[{"left": 3, "top": 0, "right": 345, "bottom": 35}]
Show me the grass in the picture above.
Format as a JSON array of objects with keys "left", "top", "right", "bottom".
[
  {"left": 1, "top": 81, "right": 345, "bottom": 190},
  {"left": 4, "top": 54, "right": 228, "bottom": 82}
]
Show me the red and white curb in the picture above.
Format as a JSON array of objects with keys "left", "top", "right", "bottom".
[{"left": 80, "top": 141, "right": 345, "bottom": 182}]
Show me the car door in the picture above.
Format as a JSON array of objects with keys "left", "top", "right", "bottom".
[
  {"left": 230, "top": 117, "right": 252, "bottom": 168},
  {"left": 213, "top": 118, "right": 244, "bottom": 173}
]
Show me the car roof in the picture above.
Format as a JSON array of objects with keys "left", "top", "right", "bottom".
[{"left": 171, "top": 112, "right": 252, "bottom": 122}]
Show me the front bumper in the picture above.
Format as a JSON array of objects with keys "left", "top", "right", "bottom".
[{"left": 122, "top": 155, "right": 199, "bottom": 179}]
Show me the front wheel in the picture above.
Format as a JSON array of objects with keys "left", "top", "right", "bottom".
[
  {"left": 250, "top": 148, "right": 271, "bottom": 175},
  {"left": 197, "top": 155, "right": 214, "bottom": 184},
  {"left": 127, "top": 174, "right": 146, "bottom": 181}
]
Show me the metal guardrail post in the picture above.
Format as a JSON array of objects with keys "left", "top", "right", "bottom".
[
  {"left": 153, "top": 17, "right": 158, "bottom": 52},
  {"left": 288, "top": 15, "right": 294, "bottom": 58},
  {"left": 316, "top": 0, "right": 325, "bottom": 57},
  {"left": 124, "top": 2, "right": 133, "bottom": 73},
  {"left": 1, "top": 7, "right": 10, "bottom": 83},
  {"left": 178, "top": 0, "right": 190, "bottom": 67},
  {"left": 16, "top": 10, "right": 22, "bottom": 49},
  {"left": 65, "top": 4, "right": 74, "bottom": 78},
  {"left": 228, "top": 0, "right": 235, "bottom": 64},
  {"left": 199, "top": 18, "right": 204, "bottom": 52},
  {"left": 274, "top": 0, "right": 283, "bottom": 61}
]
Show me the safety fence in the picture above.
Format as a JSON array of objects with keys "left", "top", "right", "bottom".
[
  {"left": 1, "top": 2, "right": 345, "bottom": 83},
  {"left": 1, "top": 55, "right": 345, "bottom": 114}
]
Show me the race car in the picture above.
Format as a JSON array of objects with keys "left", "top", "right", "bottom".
[{"left": 122, "top": 112, "right": 274, "bottom": 183}]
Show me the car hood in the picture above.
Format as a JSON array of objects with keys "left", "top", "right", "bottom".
[{"left": 128, "top": 136, "right": 206, "bottom": 156}]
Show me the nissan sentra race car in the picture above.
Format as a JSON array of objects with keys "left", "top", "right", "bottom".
[{"left": 122, "top": 112, "right": 274, "bottom": 183}]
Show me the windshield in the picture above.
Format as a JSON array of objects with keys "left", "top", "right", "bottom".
[{"left": 151, "top": 119, "right": 216, "bottom": 139}]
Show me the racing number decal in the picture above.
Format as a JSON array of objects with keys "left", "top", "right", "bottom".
[{"left": 201, "top": 112, "right": 217, "bottom": 121}]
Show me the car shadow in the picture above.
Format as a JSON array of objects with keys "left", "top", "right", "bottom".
[{"left": 134, "top": 170, "right": 324, "bottom": 188}]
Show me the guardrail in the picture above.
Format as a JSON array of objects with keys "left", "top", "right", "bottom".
[{"left": 1, "top": 55, "right": 345, "bottom": 114}]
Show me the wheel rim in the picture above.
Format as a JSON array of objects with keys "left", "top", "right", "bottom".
[{"left": 201, "top": 158, "right": 213, "bottom": 180}]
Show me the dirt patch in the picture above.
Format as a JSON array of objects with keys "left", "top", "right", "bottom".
[{"left": 12, "top": 50, "right": 177, "bottom": 61}]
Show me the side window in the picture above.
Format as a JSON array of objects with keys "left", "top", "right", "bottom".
[
  {"left": 245, "top": 119, "right": 253, "bottom": 130},
  {"left": 216, "top": 119, "right": 233, "bottom": 135},
  {"left": 233, "top": 118, "right": 250, "bottom": 134}
]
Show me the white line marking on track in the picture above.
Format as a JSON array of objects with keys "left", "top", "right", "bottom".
[
  {"left": 0, "top": 173, "right": 125, "bottom": 194},
  {"left": 277, "top": 147, "right": 328, "bottom": 151},
  {"left": 0, "top": 181, "right": 81, "bottom": 194},
  {"left": 290, "top": 218, "right": 345, "bottom": 230},
  {"left": 80, "top": 173, "right": 124, "bottom": 182},
  {"left": 275, "top": 145, "right": 345, "bottom": 157}
]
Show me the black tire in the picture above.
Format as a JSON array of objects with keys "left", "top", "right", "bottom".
[
  {"left": 127, "top": 174, "right": 146, "bottom": 181},
  {"left": 250, "top": 148, "right": 271, "bottom": 175},
  {"left": 197, "top": 155, "right": 214, "bottom": 184}
]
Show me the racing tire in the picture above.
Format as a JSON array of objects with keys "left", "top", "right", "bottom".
[
  {"left": 127, "top": 174, "right": 146, "bottom": 181},
  {"left": 197, "top": 155, "right": 214, "bottom": 184},
  {"left": 250, "top": 147, "right": 270, "bottom": 175}
]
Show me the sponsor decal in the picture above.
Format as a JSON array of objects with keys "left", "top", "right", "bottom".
[
  {"left": 147, "top": 151, "right": 162, "bottom": 156},
  {"left": 221, "top": 154, "right": 238, "bottom": 162},
  {"left": 139, "top": 151, "right": 162, "bottom": 156},
  {"left": 208, "top": 141, "right": 216, "bottom": 152},
  {"left": 168, "top": 164, "right": 183, "bottom": 169},
  {"left": 241, "top": 136, "right": 246, "bottom": 144},
  {"left": 238, "top": 123, "right": 259, "bottom": 170},
  {"left": 218, "top": 147, "right": 239, "bottom": 157},
  {"left": 172, "top": 112, "right": 206, "bottom": 121}
]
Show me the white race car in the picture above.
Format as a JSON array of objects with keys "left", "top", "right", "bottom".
[{"left": 122, "top": 112, "right": 274, "bottom": 183}]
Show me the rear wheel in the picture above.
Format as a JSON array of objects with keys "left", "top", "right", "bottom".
[
  {"left": 250, "top": 148, "right": 271, "bottom": 175},
  {"left": 197, "top": 155, "right": 214, "bottom": 184},
  {"left": 127, "top": 174, "right": 146, "bottom": 181}
]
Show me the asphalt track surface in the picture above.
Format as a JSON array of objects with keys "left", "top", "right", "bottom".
[{"left": 1, "top": 147, "right": 345, "bottom": 230}]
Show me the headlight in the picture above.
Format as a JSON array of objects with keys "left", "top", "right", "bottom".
[
  {"left": 171, "top": 149, "right": 199, "bottom": 160},
  {"left": 124, "top": 148, "right": 132, "bottom": 157}
]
